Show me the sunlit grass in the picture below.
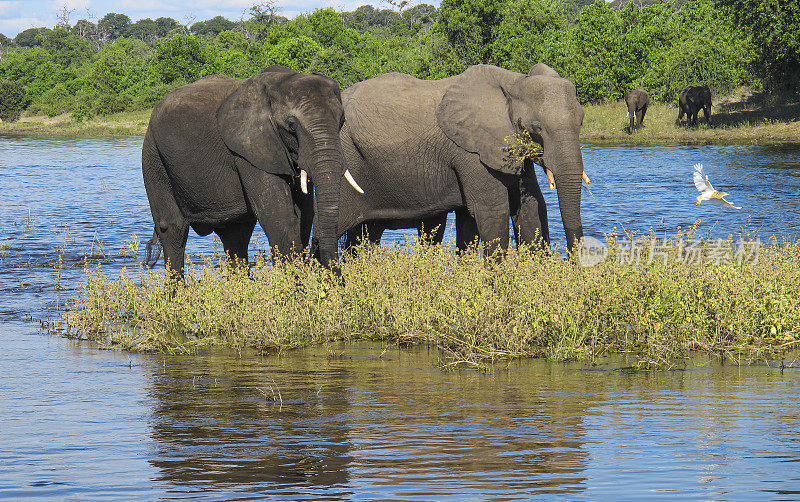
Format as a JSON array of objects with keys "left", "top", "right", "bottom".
[
  {"left": 50, "top": 229, "right": 800, "bottom": 369},
  {"left": 0, "top": 109, "right": 151, "bottom": 136},
  {"left": 582, "top": 99, "right": 800, "bottom": 144}
]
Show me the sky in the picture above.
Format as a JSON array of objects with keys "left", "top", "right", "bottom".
[{"left": 0, "top": 0, "right": 420, "bottom": 36}]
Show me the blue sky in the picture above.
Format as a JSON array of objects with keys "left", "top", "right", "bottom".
[{"left": 0, "top": 0, "right": 413, "bottom": 36}]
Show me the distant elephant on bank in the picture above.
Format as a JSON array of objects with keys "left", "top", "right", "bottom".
[
  {"left": 677, "top": 85, "right": 712, "bottom": 126},
  {"left": 142, "top": 66, "right": 362, "bottom": 277},
  {"left": 338, "top": 63, "right": 586, "bottom": 255},
  {"left": 624, "top": 88, "right": 649, "bottom": 132}
]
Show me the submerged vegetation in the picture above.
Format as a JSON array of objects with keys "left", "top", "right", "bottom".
[{"left": 51, "top": 228, "right": 800, "bottom": 369}]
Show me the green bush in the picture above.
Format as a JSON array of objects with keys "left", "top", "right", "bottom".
[
  {"left": 0, "top": 79, "right": 27, "bottom": 121},
  {"left": 92, "top": 93, "right": 133, "bottom": 115},
  {"left": 28, "top": 83, "right": 74, "bottom": 117},
  {"left": 71, "top": 103, "right": 93, "bottom": 122}
]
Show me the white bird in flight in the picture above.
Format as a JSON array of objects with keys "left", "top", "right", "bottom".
[{"left": 693, "top": 163, "right": 741, "bottom": 209}]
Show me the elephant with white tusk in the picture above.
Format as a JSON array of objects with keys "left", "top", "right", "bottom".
[
  {"left": 141, "top": 66, "right": 363, "bottom": 277},
  {"left": 336, "top": 63, "right": 588, "bottom": 256}
]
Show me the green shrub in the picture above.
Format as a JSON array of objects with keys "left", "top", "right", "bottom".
[
  {"left": 0, "top": 79, "right": 27, "bottom": 121},
  {"left": 93, "top": 93, "right": 133, "bottom": 115},
  {"left": 71, "top": 103, "right": 93, "bottom": 122}
]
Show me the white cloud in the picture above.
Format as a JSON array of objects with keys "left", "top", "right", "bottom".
[
  {"left": 0, "top": 1, "right": 21, "bottom": 17},
  {"left": 50, "top": 0, "right": 91, "bottom": 10},
  {"left": 0, "top": 17, "right": 46, "bottom": 35}
]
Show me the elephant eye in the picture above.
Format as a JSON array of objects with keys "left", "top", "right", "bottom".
[{"left": 286, "top": 116, "right": 298, "bottom": 131}]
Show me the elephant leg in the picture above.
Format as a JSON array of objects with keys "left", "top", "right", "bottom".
[
  {"left": 628, "top": 108, "right": 635, "bottom": 133},
  {"left": 511, "top": 164, "right": 549, "bottom": 250},
  {"left": 158, "top": 220, "right": 190, "bottom": 278},
  {"left": 142, "top": 138, "right": 189, "bottom": 278},
  {"left": 454, "top": 207, "right": 479, "bottom": 252},
  {"left": 638, "top": 105, "right": 647, "bottom": 128},
  {"left": 236, "top": 159, "right": 302, "bottom": 261},
  {"left": 344, "top": 221, "right": 383, "bottom": 250},
  {"left": 215, "top": 218, "right": 256, "bottom": 267},
  {"left": 417, "top": 214, "right": 447, "bottom": 244},
  {"left": 703, "top": 104, "right": 712, "bottom": 125},
  {"left": 677, "top": 107, "right": 685, "bottom": 125},
  {"left": 455, "top": 157, "right": 510, "bottom": 258},
  {"left": 365, "top": 222, "right": 385, "bottom": 244}
]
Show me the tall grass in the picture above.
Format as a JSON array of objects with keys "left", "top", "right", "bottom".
[
  {"left": 0, "top": 109, "right": 151, "bottom": 136},
  {"left": 582, "top": 100, "right": 800, "bottom": 144},
  {"left": 52, "top": 232, "right": 800, "bottom": 369}
]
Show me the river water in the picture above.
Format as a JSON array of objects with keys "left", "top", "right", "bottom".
[{"left": 1, "top": 136, "right": 800, "bottom": 500}]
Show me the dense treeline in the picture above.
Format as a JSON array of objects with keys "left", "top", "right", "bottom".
[{"left": 0, "top": 0, "right": 796, "bottom": 122}]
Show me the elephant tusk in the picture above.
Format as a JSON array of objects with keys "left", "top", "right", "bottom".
[
  {"left": 300, "top": 169, "right": 308, "bottom": 195},
  {"left": 582, "top": 171, "right": 591, "bottom": 186},
  {"left": 344, "top": 169, "right": 365, "bottom": 194},
  {"left": 545, "top": 168, "right": 556, "bottom": 190}
]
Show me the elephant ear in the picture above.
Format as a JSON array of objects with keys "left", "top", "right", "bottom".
[
  {"left": 436, "top": 65, "right": 525, "bottom": 175},
  {"left": 217, "top": 70, "right": 295, "bottom": 177}
]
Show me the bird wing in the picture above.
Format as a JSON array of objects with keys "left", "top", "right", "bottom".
[
  {"left": 693, "top": 163, "right": 715, "bottom": 194},
  {"left": 710, "top": 197, "right": 741, "bottom": 210}
]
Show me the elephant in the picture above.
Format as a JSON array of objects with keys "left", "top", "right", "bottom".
[
  {"left": 141, "top": 66, "right": 362, "bottom": 277},
  {"left": 677, "top": 85, "right": 712, "bottom": 126},
  {"left": 337, "top": 63, "right": 586, "bottom": 256},
  {"left": 624, "top": 88, "right": 649, "bottom": 132}
]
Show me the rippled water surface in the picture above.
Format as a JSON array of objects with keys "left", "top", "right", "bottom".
[{"left": 2, "top": 136, "right": 800, "bottom": 500}]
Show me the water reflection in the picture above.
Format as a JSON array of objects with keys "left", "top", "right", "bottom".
[
  {"left": 146, "top": 344, "right": 592, "bottom": 499},
  {"left": 148, "top": 352, "right": 355, "bottom": 499}
]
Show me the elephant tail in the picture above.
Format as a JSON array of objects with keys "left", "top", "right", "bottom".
[{"left": 143, "top": 227, "right": 161, "bottom": 268}]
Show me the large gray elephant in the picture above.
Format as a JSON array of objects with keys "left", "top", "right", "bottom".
[
  {"left": 338, "top": 63, "right": 585, "bottom": 255},
  {"left": 142, "top": 66, "right": 361, "bottom": 277}
]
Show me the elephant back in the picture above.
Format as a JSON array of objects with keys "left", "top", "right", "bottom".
[{"left": 343, "top": 72, "right": 454, "bottom": 150}]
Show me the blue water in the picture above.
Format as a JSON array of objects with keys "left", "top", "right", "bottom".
[{"left": 1, "top": 136, "right": 800, "bottom": 500}]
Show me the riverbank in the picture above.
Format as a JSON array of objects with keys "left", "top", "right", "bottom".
[
  {"left": 0, "top": 109, "right": 151, "bottom": 137},
  {"left": 51, "top": 231, "right": 800, "bottom": 369},
  {"left": 3, "top": 94, "right": 799, "bottom": 143},
  {"left": 582, "top": 94, "right": 800, "bottom": 144}
]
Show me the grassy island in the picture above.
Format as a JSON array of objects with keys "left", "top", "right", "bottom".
[{"left": 51, "top": 230, "right": 800, "bottom": 370}]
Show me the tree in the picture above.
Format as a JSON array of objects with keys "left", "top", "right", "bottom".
[
  {"left": 307, "top": 9, "right": 356, "bottom": 49},
  {"left": 0, "top": 33, "right": 13, "bottom": 48},
  {"left": 98, "top": 13, "right": 132, "bottom": 41},
  {"left": 266, "top": 35, "right": 322, "bottom": 71},
  {"left": 14, "top": 28, "right": 46, "bottom": 47},
  {"left": 245, "top": 1, "right": 281, "bottom": 40},
  {"left": 191, "top": 16, "right": 236, "bottom": 36},
  {"left": 126, "top": 18, "right": 159, "bottom": 42},
  {"left": 153, "top": 35, "right": 213, "bottom": 83},
  {"left": 489, "top": 0, "right": 568, "bottom": 72},
  {"left": 155, "top": 17, "right": 181, "bottom": 38},
  {"left": 37, "top": 28, "right": 93, "bottom": 67},
  {"left": 87, "top": 38, "right": 152, "bottom": 93},
  {"left": 0, "top": 79, "right": 27, "bottom": 121},
  {"left": 71, "top": 19, "right": 96, "bottom": 39},
  {"left": 435, "top": 0, "right": 502, "bottom": 66},
  {"left": 715, "top": 0, "right": 800, "bottom": 88}
]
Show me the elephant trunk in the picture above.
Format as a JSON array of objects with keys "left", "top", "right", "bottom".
[
  {"left": 303, "top": 131, "right": 344, "bottom": 269},
  {"left": 544, "top": 135, "right": 584, "bottom": 254}
]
